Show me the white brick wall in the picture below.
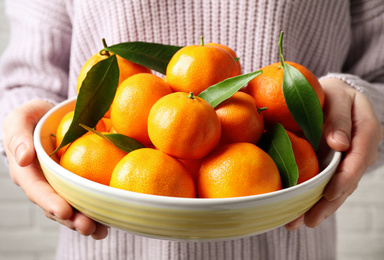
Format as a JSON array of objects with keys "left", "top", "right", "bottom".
[
  {"left": 0, "top": 1, "right": 383, "bottom": 259},
  {"left": 336, "top": 159, "right": 384, "bottom": 260},
  {"left": 0, "top": 159, "right": 60, "bottom": 260}
]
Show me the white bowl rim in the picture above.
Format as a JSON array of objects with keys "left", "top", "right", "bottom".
[{"left": 34, "top": 97, "right": 342, "bottom": 208}]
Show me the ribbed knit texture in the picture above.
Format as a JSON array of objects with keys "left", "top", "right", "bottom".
[
  {"left": 1, "top": 0, "right": 383, "bottom": 259},
  {"left": 56, "top": 216, "right": 336, "bottom": 260}
]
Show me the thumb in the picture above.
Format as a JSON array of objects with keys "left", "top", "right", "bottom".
[
  {"left": 3, "top": 100, "right": 54, "bottom": 166},
  {"left": 321, "top": 79, "right": 354, "bottom": 152}
]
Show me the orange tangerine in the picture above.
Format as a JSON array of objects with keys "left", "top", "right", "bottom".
[
  {"left": 110, "top": 148, "right": 196, "bottom": 198},
  {"left": 110, "top": 73, "right": 172, "bottom": 144},
  {"left": 215, "top": 91, "right": 264, "bottom": 145},
  {"left": 60, "top": 133, "right": 127, "bottom": 185},
  {"left": 166, "top": 40, "right": 239, "bottom": 95},
  {"left": 197, "top": 142, "right": 282, "bottom": 198},
  {"left": 55, "top": 111, "right": 106, "bottom": 158},
  {"left": 246, "top": 61, "right": 325, "bottom": 133},
  {"left": 148, "top": 92, "right": 221, "bottom": 160}
]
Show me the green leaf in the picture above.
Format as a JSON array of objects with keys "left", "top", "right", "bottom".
[
  {"left": 198, "top": 70, "right": 263, "bottom": 108},
  {"left": 105, "top": 42, "right": 183, "bottom": 75},
  {"left": 51, "top": 55, "right": 119, "bottom": 156},
  {"left": 80, "top": 124, "right": 145, "bottom": 153},
  {"left": 259, "top": 123, "right": 299, "bottom": 188},
  {"left": 282, "top": 63, "right": 323, "bottom": 151}
]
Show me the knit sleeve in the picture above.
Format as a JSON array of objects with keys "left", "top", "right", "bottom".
[
  {"left": 0, "top": 0, "right": 72, "bottom": 159},
  {"left": 320, "top": 0, "right": 384, "bottom": 126},
  {"left": 319, "top": 0, "right": 384, "bottom": 156}
]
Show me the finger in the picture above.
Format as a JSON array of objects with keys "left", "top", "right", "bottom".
[
  {"left": 3, "top": 100, "right": 53, "bottom": 166},
  {"left": 8, "top": 151, "right": 109, "bottom": 240},
  {"left": 284, "top": 214, "right": 304, "bottom": 231},
  {"left": 91, "top": 223, "right": 109, "bottom": 240},
  {"left": 323, "top": 92, "right": 381, "bottom": 201},
  {"left": 7, "top": 153, "right": 73, "bottom": 220},
  {"left": 351, "top": 92, "right": 383, "bottom": 165},
  {"left": 45, "top": 210, "right": 92, "bottom": 233},
  {"left": 322, "top": 81, "right": 354, "bottom": 152},
  {"left": 71, "top": 211, "right": 98, "bottom": 236},
  {"left": 304, "top": 192, "right": 349, "bottom": 228},
  {"left": 46, "top": 210, "right": 109, "bottom": 240}
]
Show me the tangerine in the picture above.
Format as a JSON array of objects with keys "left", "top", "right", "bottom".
[
  {"left": 101, "top": 117, "right": 113, "bottom": 132},
  {"left": 286, "top": 131, "right": 319, "bottom": 184},
  {"left": 110, "top": 148, "right": 196, "bottom": 198},
  {"left": 77, "top": 51, "right": 152, "bottom": 118},
  {"left": 76, "top": 51, "right": 152, "bottom": 94},
  {"left": 166, "top": 39, "right": 239, "bottom": 95},
  {"left": 246, "top": 61, "right": 325, "bottom": 133},
  {"left": 179, "top": 159, "right": 202, "bottom": 182},
  {"left": 55, "top": 111, "right": 106, "bottom": 158},
  {"left": 197, "top": 142, "right": 282, "bottom": 198},
  {"left": 215, "top": 91, "right": 264, "bottom": 145},
  {"left": 110, "top": 73, "right": 172, "bottom": 145},
  {"left": 60, "top": 133, "right": 127, "bottom": 185},
  {"left": 148, "top": 92, "right": 221, "bottom": 160},
  {"left": 206, "top": 42, "right": 242, "bottom": 74}
]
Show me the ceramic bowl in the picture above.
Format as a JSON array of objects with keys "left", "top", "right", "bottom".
[{"left": 33, "top": 97, "right": 342, "bottom": 241}]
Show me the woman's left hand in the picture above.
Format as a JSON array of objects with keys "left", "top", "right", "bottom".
[{"left": 285, "top": 78, "right": 383, "bottom": 230}]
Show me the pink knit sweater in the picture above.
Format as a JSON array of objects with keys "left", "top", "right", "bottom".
[{"left": 1, "top": 0, "right": 383, "bottom": 259}]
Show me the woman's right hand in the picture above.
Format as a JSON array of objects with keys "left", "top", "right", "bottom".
[{"left": 3, "top": 100, "right": 108, "bottom": 240}]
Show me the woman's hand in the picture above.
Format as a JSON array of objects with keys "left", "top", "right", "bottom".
[
  {"left": 285, "top": 78, "right": 383, "bottom": 230},
  {"left": 3, "top": 100, "right": 108, "bottom": 239}
]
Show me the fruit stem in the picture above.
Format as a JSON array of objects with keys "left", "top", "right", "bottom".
[
  {"left": 188, "top": 92, "right": 195, "bottom": 99},
  {"left": 278, "top": 31, "right": 285, "bottom": 69},
  {"left": 102, "top": 38, "right": 108, "bottom": 48},
  {"left": 257, "top": 107, "right": 267, "bottom": 113},
  {"left": 100, "top": 38, "right": 111, "bottom": 57},
  {"left": 200, "top": 36, "right": 204, "bottom": 46}
]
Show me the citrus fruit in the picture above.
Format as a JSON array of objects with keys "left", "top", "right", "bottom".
[
  {"left": 166, "top": 39, "right": 239, "bottom": 95},
  {"left": 286, "top": 131, "right": 319, "bottom": 184},
  {"left": 60, "top": 133, "right": 127, "bottom": 185},
  {"left": 110, "top": 73, "right": 173, "bottom": 145},
  {"left": 110, "top": 148, "right": 196, "bottom": 198},
  {"left": 76, "top": 51, "right": 108, "bottom": 94},
  {"left": 101, "top": 117, "right": 113, "bottom": 132},
  {"left": 77, "top": 51, "right": 152, "bottom": 118},
  {"left": 197, "top": 142, "right": 282, "bottom": 198},
  {"left": 215, "top": 91, "right": 264, "bottom": 145},
  {"left": 76, "top": 51, "right": 152, "bottom": 93},
  {"left": 246, "top": 61, "right": 325, "bottom": 133},
  {"left": 179, "top": 159, "right": 202, "bottom": 182},
  {"left": 55, "top": 111, "right": 106, "bottom": 158},
  {"left": 206, "top": 42, "right": 242, "bottom": 74},
  {"left": 108, "top": 126, "right": 117, "bottom": 133},
  {"left": 115, "top": 55, "right": 152, "bottom": 84},
  {"left": 148, "top": 92, "right": 221, "bottom": 160}
]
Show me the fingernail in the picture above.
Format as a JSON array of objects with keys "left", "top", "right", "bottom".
[
  {"left": 333, "top": 130, "right": 350, "bottom": 146},
  {"left": 286, "top": 215, "right": 304, "bottom": 230},
  {"left": 313, "top": 216, "right": 326, "bottom": 228},
  {"left": 325, "top": 190, "right": 343, "bottom": 201},
  {"left": 15, "top": 143, "right": 27, "bottom": 164},
  {"left": 293, "top": 216, "right": 305, "bottom": 229}
]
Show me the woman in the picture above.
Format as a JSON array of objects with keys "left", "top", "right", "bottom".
[{"left": 0, "top": 0, "right": 383, "bottom": 259}]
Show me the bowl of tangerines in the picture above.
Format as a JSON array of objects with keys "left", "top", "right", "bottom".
[{"left": 34, "top": 33, "right": 341, "bottom": 241}]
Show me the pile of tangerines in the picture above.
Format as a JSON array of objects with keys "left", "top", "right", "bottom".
[{"left": 54, "top": 38, "right": 324, "bottom": 199}]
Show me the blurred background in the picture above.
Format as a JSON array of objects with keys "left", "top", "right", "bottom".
[{"left": 0, "top": 1, "right": 383, "bottom": 259}]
